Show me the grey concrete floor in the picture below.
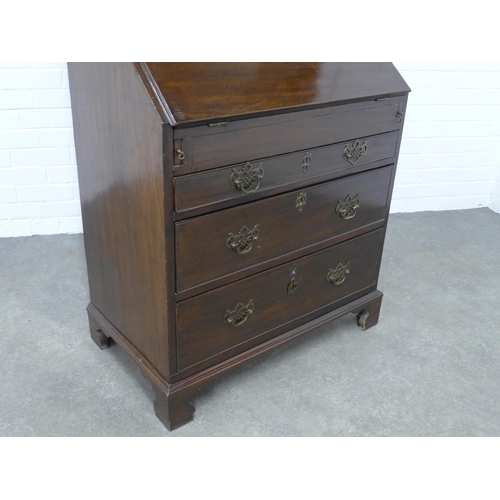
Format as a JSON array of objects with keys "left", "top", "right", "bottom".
[{"left": 1, "top": 208, "right": 500, "bottom": 436}]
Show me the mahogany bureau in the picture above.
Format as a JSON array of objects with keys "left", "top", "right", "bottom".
[{"left": 68, "top": 63, "right": 410, "bottom": 430}]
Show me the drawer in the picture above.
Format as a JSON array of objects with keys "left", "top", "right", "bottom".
[
  {"left": 174, "top": 131, "right": 398, "bottom": 214},
  {"left": 173, "top": 99, "right": 404, "bottom": 174},
  {"left": 175, "top": 165, "right": 393, "bottom": 292},
  {"left": 176, "top": 228, "right": 384, "bottom": 370}
]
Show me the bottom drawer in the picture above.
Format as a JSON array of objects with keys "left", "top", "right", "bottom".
[{"left": 176, "top": 229, "right": 384, "bottom": 371}]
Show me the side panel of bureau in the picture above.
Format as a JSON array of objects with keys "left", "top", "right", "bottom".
[{"left": 68, "top": 62, "right": 173, "bottom": 379}]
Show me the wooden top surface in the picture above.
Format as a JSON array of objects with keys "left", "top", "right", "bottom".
[{"left": 143, "top": 62, "right": 410, "bottom": 126}]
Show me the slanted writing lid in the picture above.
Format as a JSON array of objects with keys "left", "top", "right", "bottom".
[{"left": 143, "top": 62, "right": 410, "bottom": 127}]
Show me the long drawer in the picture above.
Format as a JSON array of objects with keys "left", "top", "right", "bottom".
[
  {"left": 176, "top": 228, "right": 384, "bottom": 370},
  {"left": 174, "top": 131, "right": 398, "bottom": 214},
  {"left": 173, "top": 99, "right": 402, "bottom": 174},
  {"left": 175, "top": 165, "right": 393, "bottom": 292}
]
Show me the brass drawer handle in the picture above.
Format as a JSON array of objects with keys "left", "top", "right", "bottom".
[
  {"left": 301, "top": 152, "right": 312, "bottom": 173},
  {"left": 296, "top": 192, "right": 307, "bottom": 212},
  {"left": 342, "top": 139, "right": 368, "bottom": 165},
  {"left": 327, "top": 262, "right": 350, "bottom": 285},
  {"left": 336, "top": 194, "right": 360, "bottom": 220},
  {"left": 224, "top": 299, "right": 254, "bottom": 327},
  {"left": 229, "top": 161, "right": 264, "bottom": 194},
  {"left": 227, "top": 224, "right": 259, "bottom": 254},
  {"left": 176, "top": 148, "right": 186, "bottom": 161}
]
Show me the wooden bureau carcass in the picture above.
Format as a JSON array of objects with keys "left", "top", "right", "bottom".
[{"left": 68, "top": 62, "right": 410, "bottom": 430}]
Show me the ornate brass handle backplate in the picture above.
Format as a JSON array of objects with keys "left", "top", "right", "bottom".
[
  {"left": 229, "top": 162, "right": 264, "bottom": 194},
  {"left": 224, "top": 299, "right": 254, "bottom": 327},
  {"left": 342, "top": 139, "right": 368, "bottom": 166},
  {"left": 227, "top": 224, "right": 259, "bottom": 254},
  {"left": 327, "top": 262, "right": 350, "bottom": 285},
  {"left": 336, "top": 194, "right": 360, "bottom": 220}
]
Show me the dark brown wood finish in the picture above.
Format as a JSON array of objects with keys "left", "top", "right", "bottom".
[
  {"left": 145, "top": 62, "right": 410, "bottom": 125},
  {"left": 69, "top": 63, "right": 410, "bottom": 431},
  {"left": 88, "top": 313, "right": 112, "bottom": 350},
  {"left": 172, "top": 100, "right": 403, "bottom": 173},
  {"left": 174, "top": 219, "right": 386, "bottom": 303},
  {"left": 87, "top": 289, "right": 384, "bottom": 428},
  {"left": 68, "top": 62, "right": 172, "bottom": 380},
  {"left": 177, "top": 229, "right": 384, "bottom": 370},
  {"left": 365, "top": 94, "right": 410, "bottom": 297},
  {"left": 174, "top": 131, "right": 398, "bottom": 214},
  {"left": 176, "top": 166, "right": 393, "bottom": 292},
  {"left": 174, "top": 158, "right": 396, "bottom": 223}
]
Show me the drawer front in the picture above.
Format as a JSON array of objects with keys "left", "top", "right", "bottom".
[
  {"left": 174, "top": 131, "right": 398, "bottom": 214},
  {"left": 176, "top": 229, "right": 384, "bottom": 370},
  {"left": 173, "top": 101, "right": 401, "bottom": 174},
  {"left": 175, "top": 165, "right": 393, "bottom": 292}
]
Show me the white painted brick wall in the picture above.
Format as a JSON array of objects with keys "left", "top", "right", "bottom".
[
  {"left": 392, "top": 62, "right": 500, "bottom": 213},
  {"left": 0, "top": 62, "right": 80, "bottom": 237},
  {"left": 0, "top": 62, "right": 500, "bottom": 237}
]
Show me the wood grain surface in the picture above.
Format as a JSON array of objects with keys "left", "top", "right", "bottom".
[
  {"left": 175, "top": 166, "right": 393, "bottom": 292},
  {"left": 145, "top": 62, "right": 410, "bottom": 125},
  {"left": 68, "top": 62, "right": 173, "bottom": 379},
  {"left": 176, "top": 229, "right": 384, "bottom": 370}
]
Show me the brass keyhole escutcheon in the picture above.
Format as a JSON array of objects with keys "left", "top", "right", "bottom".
[
  {"left": 301, "top": 152, "right": 312, "bottom": 173},
  {"left": 296, "top": 192, "right": 307, "bottom": 212},
  {"left": 287, "top": 266, "right": 298, "bottom": 295}
]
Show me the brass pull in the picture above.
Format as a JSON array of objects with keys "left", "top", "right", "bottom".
[
  {"left": 342, "top": 139, "right": 368, "bottom": 165},
  {"left": 296, "top": 192, "right": 307, "bottom": 212},
  {"left": 224, "top": 299, "right": 254, "bottom": 327},
  {"left": 327, "top": 262, "right": 350, "bottom": 285},
  {"left": 227, "top": 224, "right": 259, "bottom": 254},
  {"left": 336, "top": 194, "right": 360, "bottom": 220},
  {"left": 229, "top": 162, "right": 264, "bottom": 194},
  {"left": 176, "top": 149, "right": 186, "bottom": 161},
  {"left": 301, "top": 152, "right": 312, "bottom": 173}
]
